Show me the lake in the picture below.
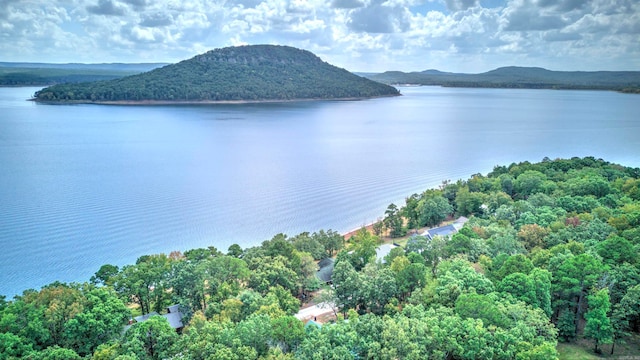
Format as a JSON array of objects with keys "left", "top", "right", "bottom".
[{"left": 1, "top": 86, "right": 639, "bottom": 297}]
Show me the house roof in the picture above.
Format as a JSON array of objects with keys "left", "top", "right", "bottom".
[
  {"left": 406, "top": 235, "right": 427, "bottom": 251},
  {"left": 454, "top": 216, "right": 469, "bottom": 224},
  {"left": 376, "top": 243, "right": 398, "bottom": 263},
  {"left": 316, "top": 257, "right": 335, "bottom": 283},
  {"left": 305, "top": 320, "right": 322, "bottom": 330},
  {"left": 452, "top": 216, "right": 469, "bottom": 230},
  {"left": 163, "top": 311, "right": 184, "bottom": 330},
  {"left": 134, "top": 312, "right": 159, "bottom": 323},
  {"left": 422, "top": 224, "right": 457, "bottom": 239},
  {"left": 133, "top": 305, "right": 184, "bottom": 330}
]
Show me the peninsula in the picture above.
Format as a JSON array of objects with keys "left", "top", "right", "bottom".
[{"left": 33, "top": 45, "right": 400, "bottom": 103}]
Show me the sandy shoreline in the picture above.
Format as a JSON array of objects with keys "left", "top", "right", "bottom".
[{"left": 341, "top": 221, "right": 379, "bottom": 240}]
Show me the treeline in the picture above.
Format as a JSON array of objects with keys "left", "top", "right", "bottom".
[
  {"left": 0, "top": 68, "right": 141, "bottom": 86},
  {"left": 2, "top": 157, "right": 640, "bottom": 359},
  {"left": 33, "top": 45, "right": 400, "bottom": 103},
  {"left": 367, "top": 66, "right": 640, "bottom": 92}
]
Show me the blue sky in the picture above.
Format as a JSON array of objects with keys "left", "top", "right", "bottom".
[{"left": 1, "top": 0, "right": 638, "bottom": 72}]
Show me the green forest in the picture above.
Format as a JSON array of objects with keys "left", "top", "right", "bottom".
[
  {"left": 366, "top": 67, "right": 640, "bottom": 93},
  {"left": 2, "top": 157, "right": 640, "bottom": 359},
  {"left": 0, "top": 68, "right": 140, "bottom": 86},
  {"left": 32, "top": 45, "right": 399, "bottom": 103}
]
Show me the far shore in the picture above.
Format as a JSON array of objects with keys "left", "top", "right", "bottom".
[{"left": 29, "top": 93, "right": 401, "bottom": 105}]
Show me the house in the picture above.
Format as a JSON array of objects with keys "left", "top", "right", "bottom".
[
  {"left": 316, "top": 257, "right": 335, "bottom": 283},
  {"left": 419, "top": 216, "right": 469, "bottom": 240},
  {"left": 130, "top": 305, "right": 184, "bottom": 332},
  {"left": 315, "top": 242, "right": 400, "bottom": 283},
  {"left": 376, "top": 243, "right": 399, "bottom": 263},
  {"left": 163, "top": 305, "right": 184, "bottom": 331},
  {"left": 452, "top": 216, "right": 469, "bottom": 230},
  {"left": 133, "top": 312, "right": 159, "bottom": 323},
  {"left": 304, "top": 319, "right": 322, "bottom": 331},
  {"left": 422, "top": 224, "right": 457, "bottom": 240},
  {"left": 407, "top": 216, "right": 471, "bottom": 250}
]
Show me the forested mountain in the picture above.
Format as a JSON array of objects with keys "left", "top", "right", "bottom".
[
  {"left": 33, "top": 45, "right": 399, "bottom": 103},
  {"left": 367, "top": 66, "right": 640, "bottom": 91},
  {"left": 2, "top": 157, "right": 640, "bottom": 359},
  {"left": 0, "top": 63, "right": 165, "bottom": 86}
]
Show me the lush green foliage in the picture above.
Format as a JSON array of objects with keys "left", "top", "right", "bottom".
[
  {"left": 34, "top": 45, "right": 399, "bottom": 102},
  {"left": 2, "top": 157, "right": 640, "bottom": 359}
]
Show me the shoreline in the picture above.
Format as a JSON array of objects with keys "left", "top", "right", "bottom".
[
  {"left": 30, "top": 93, "right": 401, "bottom": 105},
  {"left": 341, "top": 221, "right": 378, "bottom": 240}
]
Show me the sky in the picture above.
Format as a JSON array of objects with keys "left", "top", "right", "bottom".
[{"left": 1, "top": 0, "right": 638, "bottom": 73}]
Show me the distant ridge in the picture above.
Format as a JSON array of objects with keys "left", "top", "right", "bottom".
[
  {"left": 0, "top": 62, "right": 167, "bottom": 72},
  {"left": 34, "top": 45, "right": 400, "bottom": 103},
  {"left": 0, "top": 62, "right": 166, "bottom": 86},
  {"left": 420, "top": 69, "right": 453, "bottom": 75},
  {"left": 366, "top": 66, "right": 640, "bottom": 92}
]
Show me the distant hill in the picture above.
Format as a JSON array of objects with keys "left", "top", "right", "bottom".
[
  {"left": 366, "top": 66, "right": 640, "bottom": 92},
  {"left": 0, "top": 62, "right": 167, "bottom": 71},
  {"left": 0, "top": 63, "right": 166, "bottom": 86},
  {"left": 34, "top": 45, "right": 399, "bottom": 103}
]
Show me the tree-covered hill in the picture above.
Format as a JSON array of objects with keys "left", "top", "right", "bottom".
[
  {"left": 367, "top": 66, "right": 640, "bottom": 91},
  {"left": 33, "top": 45, "right": 400, "bottom": 103}
]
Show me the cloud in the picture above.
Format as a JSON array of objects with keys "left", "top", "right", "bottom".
[
  {"left": 87, "top": 0, "right": 126, "bottom": 16},
  {"left": 332, "top": 0, "right": 364, "bottom": 9},
  {"left": 502, "top": 0, "right": 567, "bottom": 31},
  {"left": 542, "top": 30, "right": 582, "bottom": 41},
  {"left": 140, "top": 13, "right": 173, "bottom": 27},
  {"left": 227, "top": 0, "right": 265, "bottom": 8},
  {"left": 535, "top": 0, "right": 587, "bottom": 12},
  {"left": 347, "top": 0, "right": 411, "bottom": 33},
  {"left": 445, "top": 0, "right": 479, "bottom": 12},
  {"left": 0, "top": 0, "right": 638, "bottom": 72},
  {"left": 123, "top": 0, "right": 148, "bottom": 10}
]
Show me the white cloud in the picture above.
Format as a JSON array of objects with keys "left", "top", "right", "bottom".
[{"left": 0, "top": 0, "right": 637, "bottom": 72}]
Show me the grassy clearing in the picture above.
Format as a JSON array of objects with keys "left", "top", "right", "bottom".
[
  {"left": 558, "top": 334, "right": 640, "bottom": 360},
  {"left": 557, "top": 343, "right": 600, "bottom": 360}
]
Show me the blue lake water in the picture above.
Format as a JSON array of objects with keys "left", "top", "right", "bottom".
[{"left": 1, "top": 86, "right": 639, "bottom": 297}]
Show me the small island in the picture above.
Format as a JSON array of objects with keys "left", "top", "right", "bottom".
[{"left": 33, "top": 45, "right": 400, "bottom": 103}]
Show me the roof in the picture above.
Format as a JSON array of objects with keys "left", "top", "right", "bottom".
[
  {"left": 134, "top": 312, "right": 159, "bottom": 323},
  {"left": 454, "top": 216, "right": 469, "bottom": 224},
  {"left": 376, "top": 243, "right": 399, "bottom": 263},
  {"left": 133, "top": 305, "right": 184, "bottom": 330},
  {"left": 316, "top": 257, "right": 335, "bottom": 283},
  {"left": 163, "top": 311, "right": 184, "bottom": 330},
  {"left": 305, "top": 320, "right": 322, "bottom": 330},
  {"left": 406, "top": 235, "right": 427, "bottom": 251},
  {"left": 452, "top": 216, "right": 469, "bottom": 230},
  {"left": 422, "top": 224, "right": 457, "bottom": 239}
]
